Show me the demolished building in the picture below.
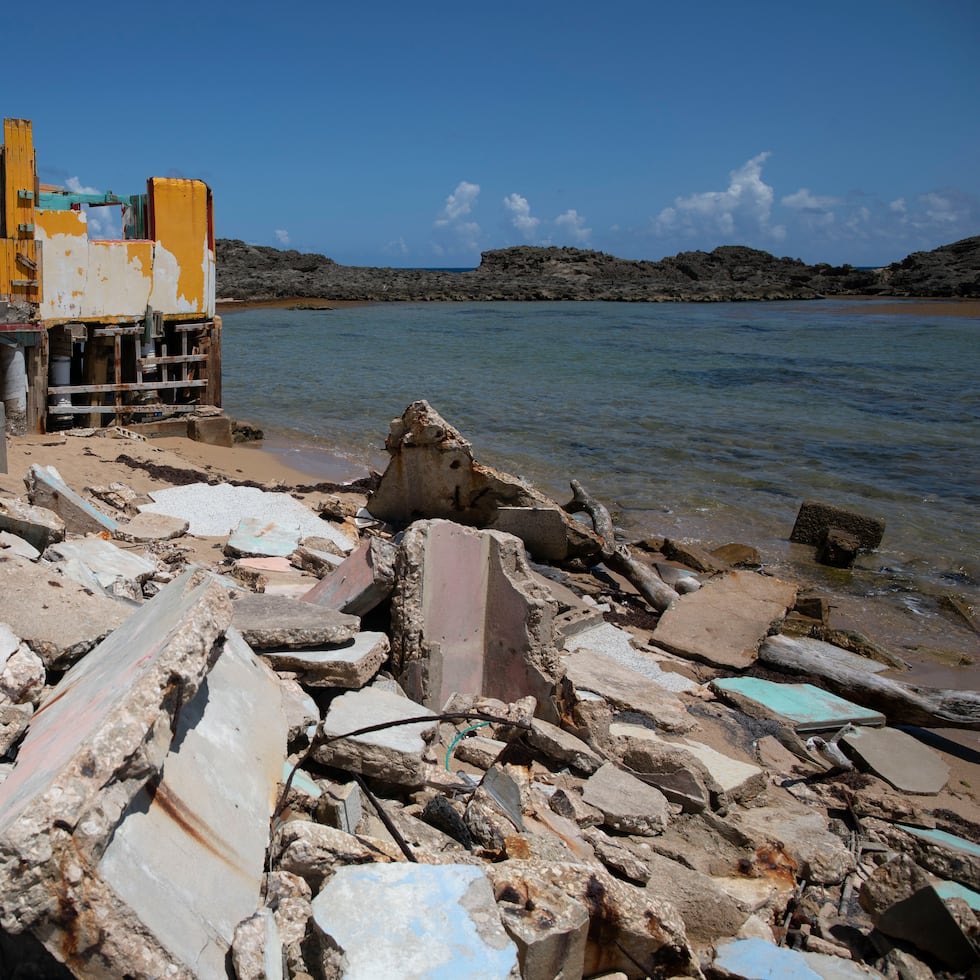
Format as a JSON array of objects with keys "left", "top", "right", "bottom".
[{"left": 0, "top": 117, "right": 220, "bottom": 436}]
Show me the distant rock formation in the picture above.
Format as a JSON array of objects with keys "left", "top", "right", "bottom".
[{"left": 215, "top": 235, "right": 979, "bottom": 303}]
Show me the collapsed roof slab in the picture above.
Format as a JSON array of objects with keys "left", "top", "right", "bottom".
[{"left": 0, "top": 568, "right": 233, "bottom": 976}]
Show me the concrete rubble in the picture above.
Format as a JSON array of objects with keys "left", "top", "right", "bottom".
[{"left": 0, "top": 404, "right": 976, "bottom": 979}]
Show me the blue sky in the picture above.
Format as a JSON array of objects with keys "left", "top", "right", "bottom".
[{"left": 7, "top": 0, "right": 979, "bottom": 267}]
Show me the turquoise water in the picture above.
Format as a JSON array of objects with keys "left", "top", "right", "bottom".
[{"left": 220, "top": 300, "right": 979, "bottom": 653}]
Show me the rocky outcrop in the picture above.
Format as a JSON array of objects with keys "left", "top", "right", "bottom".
[{"left": 215, "top": 235, "right": 979, "bottom": 303}]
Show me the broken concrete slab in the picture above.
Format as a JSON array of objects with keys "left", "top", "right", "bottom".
[
  {"left": 312, "top": 863, "right": 519, "bottom": 977},
  {"left": 564, "top": 620, "right": 699, "bottom": 694},
  {"left": 790, "top": 499, "right": 885, "bottom": 551},
  {"left": 0, "top": 530, "right": 40, "bottom": 561},
  {"left": 489, "top": 506, "right": 576, "bottom": 562},
  {"left": 561, "top": 648, "right": 696, "bottom": 734},
  {"left": 0, "top": 553, "right": 133, "bottom": 669},
  {"left": 483, "top": 859, "right": 697, "bottom": 978},
  {"left": 230, "top": 593, "right": 360, "bottom": 649},
  {"left": 760, "top": 633, "right": 890, "bottom": 675},
  {"left": 225, "top": 516, "right": 303, "bottom": 558},
  {"left": 313, "top": 686, "right": 438, "bottom": 787},
  {"left": 653, "top": 570, "right": 797, "bottom": 669},
  {"left": 530, "top": 570, "right": 605, "bottom": 639},
  {"left": 97, "top": 627, "right": 287, "bottom": 978},
  {"left": 581, "top": 762, "right": 670, "bottom": 836},
  {"left": 390, "top": 519, "right": 560, "bottom": 715},
  {"left": 609, "top": 722, "right": 715, "bottom": 812},
  {"left": 675, "top": 738, "right": 767, "bottom": 804},
  {"left": 885, "top": 823, "right": 980, "bottom": 890},
  {"left": 0, "top": 628, "right": 44, "bottom": 708},
  {"left": 527, "top": 717, "right": 602, "bottom": 774},
  {"left": 0, "top": 497, "right": 65, "bottom": 552},
  {"left": 491, "top": 871, "right": 589, "bottom": 980},
  {"left": 0, "top": 569, "right": 232, "bottom": 975},
  {"left": 44, "top": 536, "right": 158, "bottom": 598},
  {"left": 711, "top": 677, "right": 886, "bottom": 733},
  {"left": 730, "top": 807, "right": 856, "bottom": 885},
  {"left": 111, "top": 510, "right": 189, "bottom": 543},
  {"left": 25, "top": 463, "right": 120, "bottom": 536},
  {"left": 140, "top": 482, "right": 356, "bottom": 553},
  {"left": 366, "top": 401, "right": 602, "bottom": 562},
  {"left": 840, "top": 725, "right": 949, "bottom": 795},
  {"left": 301, "top": 535, "right": 397, "bottom": 616},
  {"left": 714, "top": 937, "right": 884, "bottom": 980},
  {"left": 259, "top": 631, "right": 389, "bottom": 689}
]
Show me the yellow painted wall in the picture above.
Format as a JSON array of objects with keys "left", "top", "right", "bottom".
[
  {"left": 149, "top": 178, "right": 214, "bottom": 316},
  {"left": 2, "top": 119, "right": 35, "bottom": 241}
]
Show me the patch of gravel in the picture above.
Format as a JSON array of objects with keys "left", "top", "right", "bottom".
[{"left": 140, "top": 483, "right": 355, "bottom": 552}]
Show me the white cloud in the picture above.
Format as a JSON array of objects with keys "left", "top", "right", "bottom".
[
  {"left": 383, "top": 237, "right": 409, "bottom": 257},
  {"left": 919, "top": 192, "right": 961, "bottom": 227},
  {"left": 275, "top": 228, "right": 291, "bottom": 246},
  {"left": 435, "top": 181, "right": 480, "bottom": 227},
  {"left": 655, "top": 152, "right": 782, "bottom": 242},
  {"left": 889, "top": 197, "right": 907, "bottom": 214},
  {"left": 503, "top": 193, "right": 541, "bottom": 238},
  {"left": 781, "top": 188, "right": 840, "bottom": 228},
  {"left": 66, "top": 176, "right": 99, "bottom": 195},
  {"left": 555, "top": 208, "right": 592, "bottom": 246},
  {"left": 433, "top": 181, "right": 482, "bottom": 254}
]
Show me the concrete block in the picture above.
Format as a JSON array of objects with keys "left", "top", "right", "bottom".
[
  {"left": 561, "top": 648, "right": 695, "bottom": 734},
  {"left": 0, "top": 497, "right": 65, "bottom": 552},
  {"left": 366, "top": 401, "right": 601, "bottom": 562},
  {"left": 25, "top": 464, "right": 120, "bottom": 536},
  {"left": 0, "top": 530, "right": 40, "bottom": 560},
  {"left": 301, "top": 536, "right": 397, "bottom": 616},
  {"left": 790, "top": 499, "right": 885, "bottom": 550},
  {"left": 0, "top": 569, "right": 233, "bottom": 975},
  {"left": 0, "top": 553, "right": 132, "bottom": 669},
  {"left": 711, "top": 677, "right": 886, "bottom": 733},
  {"left": 230, "top": 593, "right": 360, "bottom": 649},
  {"left": 225, "top": 517, "right": 302, "bottom": 558},
  {"left": 816, "top": 526, "right": 861, "bottom": 568},
  {"left": 676, "top": 738, "right": 767, "bottom": 803},
  {"left": 97, "top": 628, "right": 288, "bottom": 977},
  {"left": 653, "top": 570, "right": 797, "bottom": 669},
  {"left": 312, "top": 863, "right": 519, "bottom": 978},
  {"left": 259, "top": 631, "right": 389, "bottom": 689},
  {"left": 390, "top": 519, "right": 560, "bottom": 715},
  {"left": 491, "top": 872, "right": 589, "bottom": 980},
  {"left": 491, "top": 506, "right": 573, "bottom": 562},
  {"left": 44, "top": 536, "right": 158, "bottom": 597},
  {"left": 527, "top": 717, "right": 601, "bottom": 774},
  {"left": 112, "top": 511, "right": 189, "bottom": 542},
  {"left": 581, "top": 762, "right": 670, "bottom": 836},
  {"left": 313, "top": 686, "right": 438, "bottom": 787},
  {"left": 188, "top": 414, "right": 233, "bottom": 447},
  {"left": 841, "top": 725, "right": 949, "bottom": 795}
]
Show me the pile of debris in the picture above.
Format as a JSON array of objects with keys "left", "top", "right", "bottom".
[{"left": 0, "top": 400, "right": 977, "bottom": 979}]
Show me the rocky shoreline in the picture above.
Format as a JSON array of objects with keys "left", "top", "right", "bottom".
[
  {"left": 216, "top": 235, "right": 980, "bottom": 304},
  {"left": 0, "top": 404, "right": 977, "bottom": 978}
]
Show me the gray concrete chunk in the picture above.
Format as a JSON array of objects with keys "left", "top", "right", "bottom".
[
  {"left": 841, "top": 725, "right": 950, "bottom": 795},
  {"left": 44, "top": 536, "right": 158, "bottom": 597},
  {"left": 25, "top": 463, "right": 119, "bottom": 536},
  {"left": 0, "top": 569, "right": 233, "bottom": 974},
  {"left": 0, "top": 554, "right": 132, "bottom": 669},
  {"left": 790, "top": 499, "right": 886, "bottom": 550},
  {"left": 230, "top": 593, "right": 360, "bottom": 649},
  {"left": 390, "top": 519, "right": 560, "bottom": 716},
  {"left": 0, "top": 498, "right": 64, "bottom": 552},
  {"left": 313, "top": 687, "right": 438, "bottom": 787},
  {"left": 259, "top": 631, "right": 389, "bottom": 689},
  {"left": 98, "top": 628, "right": 288, "bottom": 978},
  {"left": 0, "top": 530, "right": 40, "bottom": 561},
  {"left": 225, "top": 516, "right": 302, "bottom": 558},
  {"left": 653, "top": 570, "right": 797, "bottom": 669},
  {"left": 112, "top": 511, "right": 189, "bottom": 543},
  {"left": 581, "top": 762, "right": 670, "bottom": 836},
  {"left": 561, "top": 649, "right": 695, "bottom": 734},
  {"left": 301, "top": 536, "right": 397, "bottom": 616}
]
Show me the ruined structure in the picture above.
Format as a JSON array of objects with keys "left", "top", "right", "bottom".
[{"left": 0, "top": 118, "right": 220, "bottom": 434}]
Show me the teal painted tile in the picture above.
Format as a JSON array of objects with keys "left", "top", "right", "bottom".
[
  {"left": 713, "top": 677, "right": 885, "bottom": 733},
  {"left": 935, "top": 880, "right": 980, "bottom": 911},
  {"left": 899, "top": 824, "right": 980, "bottom": 859}
]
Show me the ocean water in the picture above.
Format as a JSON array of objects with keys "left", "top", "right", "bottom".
[{"left": 220, "top": 300, "right": 979, "bottom": 660}]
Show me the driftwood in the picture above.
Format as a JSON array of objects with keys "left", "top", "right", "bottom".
[
  {"left": 565, "top": 480, "right": 679, "bottom": 613},
  {"left": 759, "top": 634, "right": 980, "bottom": 730}
]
